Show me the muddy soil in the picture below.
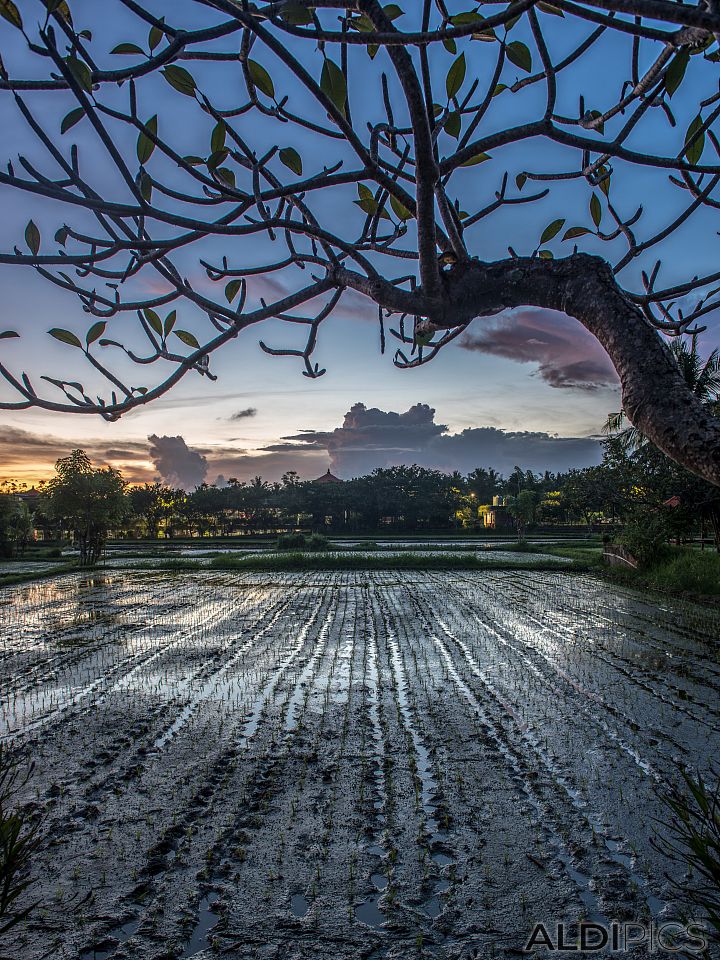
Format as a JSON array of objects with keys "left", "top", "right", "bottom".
[{"left": 0, "top": 570, "right": 718, "bottom": 959}]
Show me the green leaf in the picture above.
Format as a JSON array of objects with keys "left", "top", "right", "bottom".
[
  {"left": 684, "top": 113, "right": 705, "bottom": 165},
  {"left": 225, "top": 279, "right": 242, "bottom": 304},
  {"left": 66, "top": 56, "right": 93, "bottom": 92},
  {"left": 137, "top": 114, "right": 157, "bottom": 165},
  {"left": 563, "top": 226, "right": 592, "bottom": 240},
  {"left": 0, "top": 0, "right": 22, "bottom": 29},
  {"left": 390, "top": 194, "right": 412, "bottom": 221},
  {"left": 86, "top": 321, "right": 106, "bottom": 345},
  {"left": 493, "top": 83, "right": 507, "bottom": 97},
  {"left": 175, "top": 330, "right": 200, "bottom": 349},
  {"left": 666, "top": 53, "right": 689, "bottom": 98},
  {"left": 43, "top": 0, "right": 72, "bottom": 23},
  {"left": 320, "top": 59, "right": 347, "bottom": 115},
  {"left": 443, "top": 38, "right": 457, "bottom": 55},
  {"left": 350, "top": 13, "right": 374, "bottom": 32},
  {"left": 515, "top": 172, "right": 527, "bottom": 191},
  {"left": 247, "top": 59, "right": 275, "bottom": 99},
  {"left": 506, "top": 41, "right": 532, "bottom": 73},
  {"left": 446, "top": 53, "right": 466, "bottom": 100},
  {"left": 444, "top": 111, "right": 461, "bottom": 139},
  {"left": 590, "top": 192, "right": 602, "bottom": 228},
  {"left": 540, "top": 218, "right": 565, "bottom": 244},
  {"left": 25, "top": 220, "right": 40, "bottom": 255},
  {"left": 280, "top": 1, "right": 314, "bottom": 25},
  {"left": 0, "top": 330, "right": 20, "bottom": 339},
  {"left": 143, "top": 308, "right": 163, "bottom": 336},
  {"left": 54, "top": 226, "right": 69, "bottom": 246},
  {"left": 149, "top": 22, "right": 163, "bottom": 51},
  {"left": 49, "top": 328, "right": 82, "bottom": 348},
  {"left": 461, "top": 152, "right": 491, "bottom": 166},
  {"left": 206, "top": 149, "right": 229, "bottom": 171},
  {"left": 472, "top": 26, "right": 497, "bottom": 42},
  {"left": 279, "top": 147, "right": 303, "bottom": 176},
  {"left": 216, "top": 167, "right": 236, "bottom": 188},
  {"left": 164, "top": 310, "right": 177, "bottom": 336},
  {"left": 383, "top": 3, "right": 403, "bottom": 20},
  {"left": 138, "top": 170, "right": 152, "bottom": 202},
  {"left": 111, "top": 42, "right": 145, "bottom": 55},
  {"left": 537, "top": 2, "right": 564, "bottom": 15},
  {"left": 61, "top": 107, "right": 84, "bottom": 134},
  {"left": 450, "top": 10, "right": 484, "bottom": 24},
  {"left": 354, "top": 196, "right": 378, "bottom": 215},
  {"left": 538, "top": 249, "right": 553, "bottom": 259},
  {"left": 162, "top": 64, "right": 197, "bottom": 97},
  {"left": 211, "top": 121, "right": 226, "bottom": 155}
]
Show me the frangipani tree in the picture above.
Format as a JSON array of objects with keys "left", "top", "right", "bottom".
[{"left": 1, "top": 0, "right": 720, "bottom": 482}]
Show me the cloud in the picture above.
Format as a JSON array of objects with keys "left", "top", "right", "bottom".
[
  {"left": 0, "top": 426, "right": 152, "bottom": 482},
  {"left": 460, "top": 308, "right": 618, "bottom": 391},
  {"left": 277, "top": 402, "right": 601, "bottom": 477},
  {"left": 148, "top": 434, "right": 208, "bottom": 489},
  {"left": 229, "top": 407, "right": 257, "bottom": 421},
  {"left": 1, "top": 399, "right": 602, "bottom": 490},
  {"left": 0, "top": 424, "right": 322, "bottom": 487}
]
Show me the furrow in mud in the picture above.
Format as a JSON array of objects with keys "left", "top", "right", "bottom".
[{"left": 2, "top": 569, "right": 716, "bottom": 960}]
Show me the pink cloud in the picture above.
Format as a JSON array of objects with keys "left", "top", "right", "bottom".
[{"left": 460, "top": 308, "right": 618, "bottom": 391}]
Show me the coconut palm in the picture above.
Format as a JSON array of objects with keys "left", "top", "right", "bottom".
[{"left": 604, "top": 337, "right": 720, "bottom": 452}]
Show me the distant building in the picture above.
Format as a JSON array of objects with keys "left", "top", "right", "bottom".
[
  {"left": 312, "top": 469, "right": 343, "bottom": 484},
  {"left": 478, "top": 495, "right": 514, "bottom": 530}
]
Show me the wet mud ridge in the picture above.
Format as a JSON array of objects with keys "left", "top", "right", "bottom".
[{"left": 1, "top": 570, "right": 718, "bottom": 959}]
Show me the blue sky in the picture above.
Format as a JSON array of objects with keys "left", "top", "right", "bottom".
[{"left": 0, "top": 1, "right": 717, "bottom": 485}]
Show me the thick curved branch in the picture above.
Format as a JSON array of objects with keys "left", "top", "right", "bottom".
[{"left": 345, "top": 254, "right": 720, "bottom": 486}]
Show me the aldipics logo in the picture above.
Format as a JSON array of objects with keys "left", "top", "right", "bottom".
[{"left": 524, "top": 921, "right": 708, "bottom": 954}]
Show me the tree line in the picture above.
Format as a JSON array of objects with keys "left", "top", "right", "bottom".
[{"left": 1, "top": 435, "right": 718, "bottom": 562}]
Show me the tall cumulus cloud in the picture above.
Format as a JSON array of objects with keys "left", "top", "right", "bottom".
[
  {"left": 275, "top": 402, "right": 601, "bottom": 477},
  {"left": 148, "top": 434, "right": 208, "bottom": 489}
]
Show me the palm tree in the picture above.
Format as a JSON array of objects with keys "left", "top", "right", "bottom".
[{"left": 604, "top": 337, "right": 720, "bottom": 452}]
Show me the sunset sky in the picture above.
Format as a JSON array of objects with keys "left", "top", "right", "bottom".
[{"left": 0, "top": 2, "right": 717, "bottom": 489}]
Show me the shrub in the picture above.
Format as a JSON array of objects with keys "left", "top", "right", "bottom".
[
  {"left": 0, "top": 747, "right": 39, "bottom": 935},
  {"left": 654, "top": 768, "right": 720, "bottom": 946},
  {"left": 306, "top": 533, "right": 329, "bottom": 551},
  {"left": 619, "top": 511, "right": 671, "bottom": 567},
  {"left": 276, "top": 533, "right": 307, "bottom": 550}
]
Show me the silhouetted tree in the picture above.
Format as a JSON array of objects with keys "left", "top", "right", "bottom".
[{"left": 1, "top": 4, "right": 720, "bottom": 484}]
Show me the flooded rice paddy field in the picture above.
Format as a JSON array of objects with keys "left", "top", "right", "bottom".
[{"left": 1, "top": 570, "right": 718, "bottom": 959}]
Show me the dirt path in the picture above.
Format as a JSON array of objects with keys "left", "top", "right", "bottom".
[{"left": 1, "top": 570, "right": 717, "bottom": 959}]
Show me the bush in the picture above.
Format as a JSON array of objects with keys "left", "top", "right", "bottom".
[
  {"left": 276, "top": 533, "right": 307, "bottom": 550},
  {"left": 306, "top": 533, "right": 329, "bottom": 551},
  {"left": 619, "top": 511, "right": 671, "bottom": 567},
  {"left": 654, "top": 768, "right": 720, "bottom": 946},
  {"left": 0, "top": 747, "right": 40, "bottom": 936},
  {"left": 644, "top": 549, "right": 720, "bottom": 597},
  {"left": 275, "top": 532, "right": 329, "bottom": 551}
]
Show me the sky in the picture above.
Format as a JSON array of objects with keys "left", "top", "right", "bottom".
[{"left": 0, "top": 2, "right": 717, "bottom": 488}]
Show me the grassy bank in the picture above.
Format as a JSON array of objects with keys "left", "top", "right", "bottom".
[
  {"left": 207, "top": 551, "right": 586, "bottom": 573},
  {"left": 601, "top": 547, "right": 720, "bottom": 603},
  {"left": 0, "top": 563, "right": 76, "bottom": 589},
  {"left": 538, "top": 540, "right": 720, "bottom": 604}
]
